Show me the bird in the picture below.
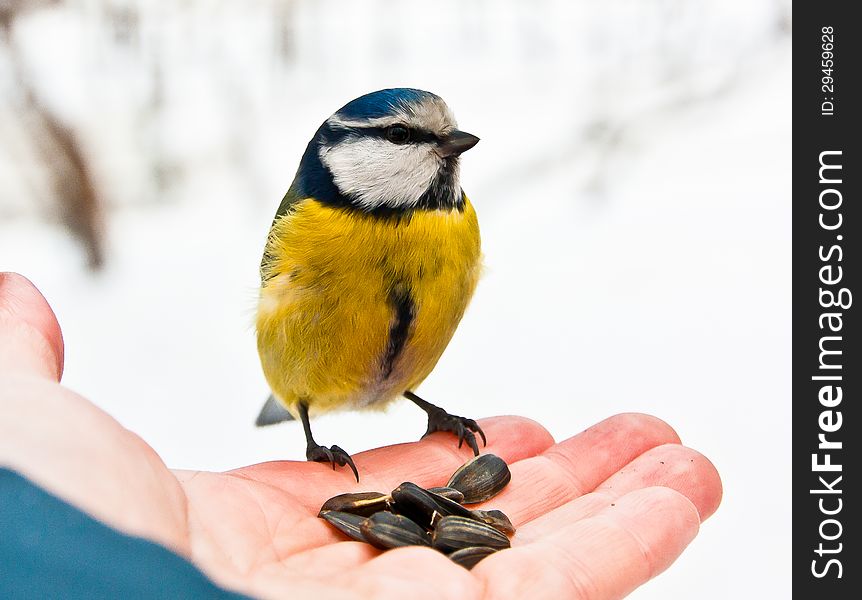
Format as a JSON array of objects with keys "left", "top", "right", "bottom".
[{"left": 254, "top": 88, "right": 484, "bottom": 481}]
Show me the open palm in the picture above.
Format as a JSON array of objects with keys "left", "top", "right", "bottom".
[{"left": 0, "top": 272, "right": 721, "bottom": 600}]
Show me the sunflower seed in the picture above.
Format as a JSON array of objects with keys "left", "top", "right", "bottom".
[
  {"left": 360, "top": 511, "right": 431, "bottom": 550},
  {"left": 447, "top": 546, "right": 499, "bottom": 569},
  {"left": 427, "top": 487, "right": 466, "bottom": 503},
  {"left": 319, "top": 510, "right": 368, "bottom": 543},
  {"left": 432, "top": 515, "right": 511, "bottom": 553},
  {"left": 391, "top": 482, "right": 475, "bottom": 528},
  {"left": 471, "top": 509, "right": 516, "bottom": 535},
  {"left": 446, "top": 453, "right": 511, "bottom": 504},
  {"left": 318, "top": 492, "right": 391, "bottom": 517}
]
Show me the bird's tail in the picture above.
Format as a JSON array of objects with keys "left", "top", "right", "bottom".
[{"left": 255, "top": 394, "right": 295, "bottom": 426}]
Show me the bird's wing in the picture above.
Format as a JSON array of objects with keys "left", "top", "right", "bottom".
[
  {"left": 260, "top": 187, "right": 304, "bottom": 284},
  {"left": 254, "top": 394, "right": 295, "bottom": 426}
]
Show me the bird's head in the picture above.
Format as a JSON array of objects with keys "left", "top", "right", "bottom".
[{"left": 292, "top": 88, "right": 479, "bottom": 213}]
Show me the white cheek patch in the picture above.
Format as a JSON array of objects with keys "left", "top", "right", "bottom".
[{"left": 320, "top": 137, "right": 445, "bottom": 210}]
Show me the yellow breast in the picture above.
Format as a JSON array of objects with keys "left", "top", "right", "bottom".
[{"left": 256, "top": 197, "right": 481, "bottom": 417}]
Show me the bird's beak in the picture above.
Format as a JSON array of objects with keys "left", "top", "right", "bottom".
[{"left": 436, "top": 130, "right": 480, "bottom": 158}]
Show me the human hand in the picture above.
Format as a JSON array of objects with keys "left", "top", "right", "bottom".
[{"left": 0, "top": 272, "right": 721, "bottom": 600}]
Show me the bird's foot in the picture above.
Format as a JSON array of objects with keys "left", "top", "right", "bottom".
[
  {"left": 423, "top": 407, "right": 487, "bottom": 456},
  {"left": 307, "top": 443, "right": 359, "bottom": 482}
]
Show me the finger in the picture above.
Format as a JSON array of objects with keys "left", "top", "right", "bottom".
[
  {"left": 516, "top": 444, "right": 722, "bottom": 540},
  {"left": 477, "top": 486, "right": 700, "bottom": 600},
  {"left": 595, "top": 443, "right": 722, "bottom": 520},
  {"left": 480, "top": 413, "right": 681, "bottom": 526},
  {"left": 0, "top": 272, "right": 64, "bottom": 380},
  {"left": 232, "top": 415, "right": 555, "bottom": 512}
]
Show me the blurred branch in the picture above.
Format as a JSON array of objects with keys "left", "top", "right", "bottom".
[
  {"left": 1, "top": 0, "right": 105, "bottom": 269},
  {"left": 28, "top": 101, "right": 105, "bottom": 269}
]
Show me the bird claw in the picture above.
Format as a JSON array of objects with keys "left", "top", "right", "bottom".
[
  {"left": 307, "top": 443, "right": 359, "bottom": 482},
  {"left": 423, "top": 408, "right": 487, "bottom": 456}
]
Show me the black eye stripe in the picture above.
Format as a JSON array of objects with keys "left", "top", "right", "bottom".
[{"left": 361, "top": 126, "right": 439, "bottom": 144}]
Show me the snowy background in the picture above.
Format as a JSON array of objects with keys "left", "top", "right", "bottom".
[{"left": 0, "top": 1, "right": 791, "bottom": 598}]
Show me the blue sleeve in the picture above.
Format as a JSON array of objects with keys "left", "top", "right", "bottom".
[{"left": 0, "top": 468, "right": 254, "bottom": 599}]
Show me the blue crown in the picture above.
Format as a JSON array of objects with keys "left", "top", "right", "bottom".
[{"left": 335, "top": 88, "right": 436, "bottom": 121}]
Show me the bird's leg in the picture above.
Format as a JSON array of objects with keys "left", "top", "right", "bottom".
[
  {"left": 298, "top": 401, "right": 359, "bottom": 481},
  {"left": 404, "top": 391, "right": 487, "bottom": 456}
]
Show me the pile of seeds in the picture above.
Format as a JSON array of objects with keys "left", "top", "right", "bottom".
[{"left": 318, "top": 453, "right": 514, "bottom": 569}]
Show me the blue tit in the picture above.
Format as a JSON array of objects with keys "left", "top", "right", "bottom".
[{"left": 255, "top": 88, "right": 483, "bottom": 480}]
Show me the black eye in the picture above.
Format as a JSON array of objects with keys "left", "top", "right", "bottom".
[{"left": 386, "top": 125, "right": 410, "bottom": 144}]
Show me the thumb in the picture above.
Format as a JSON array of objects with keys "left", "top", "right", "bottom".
[{"left": 0, "top": 273, "right": 65, "bottom": 381}]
